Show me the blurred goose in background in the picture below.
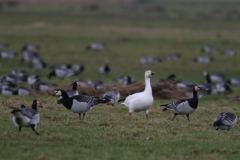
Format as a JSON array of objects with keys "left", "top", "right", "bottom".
[
  {"left": 0, "top": 80, "right": 16, "bottom": 89},
  {"left": 165, "top": 53, "right": 180, "bottom": 61},
  {"left": 122, "top": 70, "right": 155, "bottom": 118},
  {"left": 1, "top": 50, "right": 17, "bottom": 59},
  {"left": 102, "top": 91, "right": 124, "bottom": 106},
  {"left": 52, "top": 63, "right": 72, "bottom": 70},
  {"left": 1, "top": 87, "right": 18, "bottom": 95},
  {"left": 17, "top": 87, "right": 35, "bottom": 96},
  {"left": 222, "top": 49, "right": 236, "bottom": 56},
  {"left": 226, "top": 77, "right": 240, "bottom": 86},
  {"left": 140, "top": 56, "right": 160, "bottom": 64},
  {"left": 9, "top": 100, "right": 42, "bottom": 135},
  {"left": 203, "top": 71, "right": 224, "bottom": 83},
  {"left": 0, "top": 42, "right": 8, "bottom": 50},
  {"left": 33, "top": 82, "right": 55, "bottom": 91},
  {"left": 53, "top": 89, "right": 109, "bottom": 120},
  {"left": 27, "top": 75, "right": 41, "bottom": 86},
  {"left": 201, "top": 46, "right": 217, "bottom": 53},
  {"left": 72, "top": 64, "right": 84, "bottom": 73},
  {"left": 215, "top": 82, "right": 232, "bottom": 94},
  {"left": 98, "top": 62, "right": 110, "bottom": 74},
  {"left": 86, "top": 42, "right": 109, "bottom": 52},
  {"left": 194, "top": 56, "right": 213, "bottom": 63},
  {"left": 31, "top": 56, "right": 47, "bottom": 70},
  {"left": 57, "top": 81, "right": 80, "bottom": 104},
  {"left": 22, "top": 44, "right": 39, "bottom": 52},
  {"left": 161, "top": 86, "right": 202, "bottom": 121},
  {"left": 48, "top": 68, "right": 76, "bottom": 79},
  {"left": 1, "top": 75, "right": 19, "bottom": 85},
  {"left": 12, "top": 69, "right": 27, "bottom": 82},
  {"left": 22, "top": 51, "right": 39, "bottom": 63},
  {"left": 176, "top": 81, "right": 194, "bottom": 89},
  {"left": 123, "top": 76, "right": 137, "bottom": 86},
  {"left": 213, "top": 112, "right": 237, "bottom": 131}
]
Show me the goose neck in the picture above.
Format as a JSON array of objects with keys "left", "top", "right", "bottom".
[{"left": 144, "top": 77, "right": 152, "bottom": 94}]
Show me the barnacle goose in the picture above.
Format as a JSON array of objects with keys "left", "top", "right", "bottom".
[
  {"left": 1, "top": 88, "right": 18, "bottom": 95},
  {"left": 194, "top": 56, "right": 213, "bottom": 63},
  {"left": 203, "top": 71, "right": 224, "bottom": 83},
  {"left": 222, "top": 49, "right": 236, "bottom": 56},
  {"left": 32, "top": 56, "right": 46, "bottom": 70},
  {"left": 12, "top": 69, "right": 27, "bottom": 82},
  {"left": 53, "top": 89, "right": 109, "bottom": 120},
  {"left": 86, "top": 42, "right": 109, "bottom": 52},
  {"left": 140, "top": 56, "right": 160, "bottom": 64},
  {"left": 27, "top": 75, "right": 40, "bottom": 86},
  {"left": 201, "top": 46, "right": 217, "bottom": 53},
  {"left": 122, "top": 70, "right": 155, "bottom": 118},
  {"left": 213, "top": 112, "right": 237, "bottom": 131},
  {"left": 22, "top": 51, "right": 38, "bottom": 63},
  {"left": 1, "top": 50, "right": 17, "bottom": 59},
  {"left": 48, "top": 68, "right": 76, "bottom": 79},
  {"left": 17, "top": 87, "right": 35, "bottom": 96},
  {"left": 22, "top": 44, "right": 39, "bottom": 52},
  {"left": 57, "top": 81, "right": 80, "bottom": 104},
  {"left": 9, "top": 100, "right": 42, "bottom": 135},
  {"left": 98, "top": 62, "right": 110, "bottom": 74},
  {"left": 161, "top": 86, "right": 202, "bottom": 121},
  {"left": 33, "top": 82, "right": 55, "bottom": 91},
  {"left": 226, "top": 78, "right": 240, "bottom": 86},
  {"left": 102, "top": 91, "right": 125, "bottom": 106},
  {"left": 166, "top": 53, "right": 180, "bottom": 61}
]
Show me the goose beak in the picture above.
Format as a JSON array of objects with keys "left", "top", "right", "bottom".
[
  {"left": 151, "top": 72, "right": 155, "bottom": 75},
  {"left": 39, "top": 103, "right": 43, "bottom": 108},
  {"left": 53, "top": 93, "right": 56, "bottom": 96}
]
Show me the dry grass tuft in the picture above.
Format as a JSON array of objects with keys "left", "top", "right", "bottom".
[{"left": 47, "top": 134, "right": 66, "bottom": 142}]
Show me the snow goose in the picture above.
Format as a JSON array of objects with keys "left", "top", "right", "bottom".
[
  {"left": 102, "top": 91, "right": 124, "bottom": 106},
  {"left": 57, "top": 81, "right": 80, "bottom": 104},
  {"left": 213, "top": 112, "right": 237, "bottom": 131},
  {"left": 194, "top": 56, "right": 213, "bottom": 63},
  {"left": 122, "top": 70, "right": 155, "bottom": 118},
  {"left": 9, "top": 100, "right": 42, "bottom": 135},
  {"left": 98, "top": 62, "right": 110, "bottom": 74},
  {"left": 161, "top": 86, "right": 202, "bottom": 121},
  {"left": 53, "top": 89, "right": 109, "bottom": 120}
]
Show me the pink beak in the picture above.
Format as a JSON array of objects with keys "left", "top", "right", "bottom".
[{"left": 151, "top": 72, "right": 155, "bottom": 75}]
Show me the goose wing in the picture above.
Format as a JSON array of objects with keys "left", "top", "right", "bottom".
[
  {"left": 214, "top": 112, "right": 237, "bottom": 126},
  {"left": 161, "top": 99, "right": 188, "bottom": 110},
  {"left": 71, "top": 95, "right": 102, "bottom": 107},
  {"left": 20, "top": 108, "right": 38, "bottom": 119}
]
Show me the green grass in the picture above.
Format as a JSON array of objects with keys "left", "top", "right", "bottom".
[{"left": 1, "top": 2, "right": 240, "bottom": 160}]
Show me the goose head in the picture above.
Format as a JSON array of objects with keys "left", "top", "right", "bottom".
[
  {"left": 203, "top": 71, "right": 208, "bottom": 76},
  {"left": 53, "top": 89, "right": 62, "bottom": 96},
  {"left": 145, "top": 70, "right": 155, "bottom": 78},
  {"left": 33, "top": 100, "right": 43, "bottom": 108},
  {"left": 194, "top": 86, "right": 202, "bottom": 91}
]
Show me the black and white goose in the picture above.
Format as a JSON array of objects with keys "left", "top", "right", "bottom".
[
  {"left": 102, "top": 91, "right": 124, "bottom": 106},
  {"left": 222, "top": 49, "right": 236, "bottom": 56},
  {"left": 22, "top": 44, "right": 39, "bottom": 52},
  {"left": 140, "top": 56, "right": 160, "bottom": 64},
  {"left": 98, "top": 62, "right": 110, "bottom": 74},
  {"left": 203, "top": 71, "right": 224, "bottom": 83},
  {"left": 33, "top": 82, "right": 55, "bottom": 91},
  {"left": 86, "top": 42, "right": 109, "bottom": 52},
  {"left": 31, "top": 56, "right": 47, "bottom": 70},
  {"left": 0, "top": 42, "right": 8, "bottom": 50},
  {"left": 12, "top": 69, "right": 28, "bottom": 82},
  {"left": 226, "top": 78, "right": 240, "bottom": 86},
  {"left": 9, "top": 100, "right": 42, "bottom": 135},
  {"left": 166, "top": 53, "right": 180, "bottom": 61},
  {"left": 161, "top": 86, "right": 202, "bottom": 121},
  {"left": 53, "top": 89, "right": 109, "bottom": 120},
  {"left": 194, "top": 56, "right": 213, "bottom": 63},
  {"left": 1, "top": 50, "right": 18, "bottom": 59},
  {"left": 57, "top": 81, "right": 80, "bottom": 104},
  {"left": 48, "top": 68, "right": 76, "bottom": 79},
  {"left": 27, "top": 75, "right": 41, "bottom": 86},
  {"left": 17, "top": 87, "right": 35, "bottom": 96},
  {"left": 213, "top": 112, "right": 237, "bottom": 131},
  {"left": 201, "top": 46, "right": 217, "bottom": 53}
]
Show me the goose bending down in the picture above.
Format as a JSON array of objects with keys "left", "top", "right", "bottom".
[
  {"left": 53, "top": 89, "right": 109, "bottom": 120},
  {"left": 122, "top": 70, "right": 155, "bottom": 118},
  {"left": 161, "top": 86, "right": 202, "bottom": 121},
  {"left": 57, "top": 81, "right": 80, "bottom": 104},
  {"left": 102, "top": 91, "right": 124, "bottom": 106},
  {"left": 9, "top": 100, "right": 42, "bottom": 135},
  {"left": 48, "top": 68, "right": 76, "bottom": 79},
  {"left": 98, "top": 62, "right": 110, "bottom": 74},
  {"left": 213, "top": 112, "right": 237, "bottom": 131}
]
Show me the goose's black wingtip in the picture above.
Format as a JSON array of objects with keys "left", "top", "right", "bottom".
[{"left": 162, "top": 108, "right": 168, "bottom": 111}]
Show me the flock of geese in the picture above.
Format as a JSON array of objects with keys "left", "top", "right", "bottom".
[
  {"left": 0, "top": 42, "right": 238, "bottom": 135},
  {"left": 7, "top": 70, "right": 237, "bottom": 135}
]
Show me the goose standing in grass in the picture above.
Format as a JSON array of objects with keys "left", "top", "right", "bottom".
[
  {"left": 201, "top": 46, "right": 217, "bottom": 53},
  {"left": 9, "top": 100, "right": 42, "bottom": 135},
  {"left": 226, "top": 78, "right": 240, "bottom": 86},
  {"left": 86, "top": 42, "right": 109, "bottom": 52},
  {"left": 160, "top": 86, "right": 202, "bottom": 121},
  {"left": 203, "top": 71, "right": 224, "bottom": 83},
  {"left": 166, "top": 53, "right": 180, "bottom": 61},
  {"left": 140, "top": 56, "right": 160, "bottom": 64},
  {"left": 22, "top": 44, "right": 39, "bottom": 52},
  {"left": 53, "top": 89, "right": 109, "bottom": 120},
  {"left": 57, "top": 81, "right": 80, "bottom": 104},
  {"left": 1, "top": 51, "right": 17, "bottom": 59},
  {"left": 102, "top": 91, "right": 124, "bottom": 106},
  {"left": 222, "top": 49, "right": 236, "bottom": 56},
  {"left": 213, "top": 112, "right": 237, "bottom": 131},
  {"left": 98, "top": 62, "right": 110, "bottom": 74},
  {"left": 122, "top": 70, "right": 155, "bottom": 118}
]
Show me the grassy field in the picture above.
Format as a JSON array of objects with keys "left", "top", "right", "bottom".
[{"left": 1, "top": 1, "right": 240, "bottom": 160}]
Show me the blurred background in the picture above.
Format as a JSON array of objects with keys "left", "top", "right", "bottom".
[{"left": 0, "top": 0, "right": 240, "bottom": 92}]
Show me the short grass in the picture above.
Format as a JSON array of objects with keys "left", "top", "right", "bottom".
[{"left": 1, "top": 1, "right": 240, "bottom": 160}]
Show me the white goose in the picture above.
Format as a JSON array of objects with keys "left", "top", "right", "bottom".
[{"left": 122, "top": 70, "right": 155, "bottom": 118}]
